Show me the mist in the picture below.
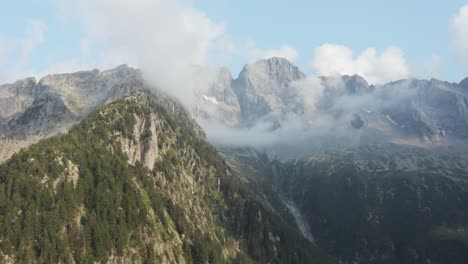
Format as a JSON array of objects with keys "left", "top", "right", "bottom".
[
  {"left": 58, "top": 0, "right": 231, "bottom": 106},
  {"left": 197, "top": 74, "right": 424, "bottom": 155},
  {"left": 55, "top": 0, "right": 440, "bottom": 153}
]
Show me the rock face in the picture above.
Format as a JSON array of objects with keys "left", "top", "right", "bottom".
[
  {"left": 0, "top": 65, "right": 144, "bottom": 136},
  {"left": 0, "top": 65, "right": 145, "bottom": 163},
  {"left": 197, "top": 68, "right": 241, "bottom": 126},
  {"left": 0, "top": 77, "right": 37, "bottom": 119},
  {"left": 232, "top": 57, "right": 305, "bottom": 122},
  {"left": 199, "top": 57, "right": 306, "bottom": 126},
  {"left": 382, "top": 79, "right": 468, "bottom": 142}
]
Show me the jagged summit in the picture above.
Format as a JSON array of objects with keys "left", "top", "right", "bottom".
[
  {"left": 237, "top": 57, "right": 305, "bottom": 83},
  {"left": 459, "top": 76, "right": 468, "bottom": 91}
]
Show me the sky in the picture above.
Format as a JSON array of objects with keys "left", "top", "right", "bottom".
[{"left": 1, "top": 0, "right": 468, "bottom": 85}]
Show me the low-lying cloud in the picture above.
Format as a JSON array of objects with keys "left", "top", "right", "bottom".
[
  {"left": 200, "top": 72, "right": 419, "bottom": 152},
  {"left": 311, "top": 43, "right": 410, "bottom": 84},
  {"left": 58, "top": 0, "right": 231, "bottom": 106}
]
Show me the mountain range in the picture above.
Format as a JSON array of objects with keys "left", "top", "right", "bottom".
[
  {"left": 198, "top": 57, "right": 468, "bottom": 149},
  {"left": 1, "top": 58, "right": 468, "bottom": 263}
]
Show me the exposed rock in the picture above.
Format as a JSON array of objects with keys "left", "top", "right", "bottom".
[
  {"left": 197, "top": 67, "right": 241, "bottom": 126},
  {"left": 117, "top": 112, "right": 160, "bottom": 169},
  {"left": 0, "top": 65, "right": 145, "bottom": 163},
  {"left": 232, "top": 57, "right": 305, "bottom": 122}
]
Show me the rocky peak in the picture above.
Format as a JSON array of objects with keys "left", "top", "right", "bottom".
[
  {"left": 217, "top": 67, "right": 233, "bottom": 82},
  {"left": 39, "top": 69, "right": 101, "bottom": 91},
  {"left": 0, "top": 77, "right": 37, "bottom": 97},
  {"left": 101, "top": 64, "right": 142, "bottom": 80},
  {"left": 0, "top": 78, "right": 38, "bottom": 119},
  {"left": 341, "top": 74, "right": 370, "bottom": 93},
  {"left": 231, "top": 58, "right": 306, "bottom": 122},
  {"left": 459, "top": 76, "right": 468, "bottom": 91},
  {"left": 209, "top": 67, "right": 234, "bottom": 102},
  {"left": 237, "top": 57, "right": 305, "bottom": 86}
]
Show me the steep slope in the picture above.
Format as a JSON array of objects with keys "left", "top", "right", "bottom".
[
  {"left": 0, "top": 92, "right": 333, "bottom": 263},
  {"left": 222, "top": 145, "right": 468, "bottom": 264},
  {"left": 232, "top": 57, "right": 305, "bottom": 123}
]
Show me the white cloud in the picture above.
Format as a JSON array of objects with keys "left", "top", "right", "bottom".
[
  {"left": 57, "top": 0, "right": 230, "bottom": 106},
  {"left": 290, "top": 77, "right": 325, "bottom": 117},
  {"left": 246, "top": 43, "right": 299, "bottom": 62},
  {"left": 16, "top": 20, "right": 46, "bottom": 70},
  {"left": 311, "top": 43, "right": 410, "bottom": 84},
  {"left": 452, "top": 5, "right": 468, "bottom": 70},
  {"left": 424, "top": 55, "right": 442, "bottom": 79}
]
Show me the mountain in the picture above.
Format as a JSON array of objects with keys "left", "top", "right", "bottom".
[
  {"left": 221, "top": 145, "right": 468, "bottom": 264},
  {"left": 380, "top": 78, "right": 468, "bottom": 143},
  {"left": 199, "top": 57, "right": 306, "bottom": 126},
  {"left": 2, "top": 59, "right": 468, "bottom": 264},
  {"left": 3, "top": 59, "right": 468, "bottom": 164},
  {"left": 196, "top": 68, "right": 241, "bottom": 126},
  {"left": 0, "top": 92, "right": 333, "bottom": 263},
  {"left": 201, "top": 58, "right": 468, "bottom": 146},
  {"left": 232, "top": 57, "right": 306, "bottom": 123},
  {"left": 0, "top": 65, "right": 144, "bottom": 163}
]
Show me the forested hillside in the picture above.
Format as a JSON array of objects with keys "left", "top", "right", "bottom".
[{"left": 0, "top": 92, "right": 333, "bottom": 263}]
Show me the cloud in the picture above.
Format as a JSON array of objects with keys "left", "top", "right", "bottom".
[
  {"left": 452, "top": 5, "right": 468, "bottom": 70},
  {"left": 424, "top": 55, "right": 442, "bottom": 79},
  {"left": 290, "top": 77, "right": 325, "bottom": 117},
  {"left": 246, "top": 43, "right": 299, "bottom": 62},
  {"left": 311, "top": 43, "right": 410, "bottom": 84},
  {"left": 57, "top": 0, "right": 231, "bottom": 106},
  {"left": 16, "top": 20, "right": 46, "bottom": 70}
]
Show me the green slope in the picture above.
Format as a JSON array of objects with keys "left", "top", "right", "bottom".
[{"left": 0, "top": 92, "right": 333, "bottom": 263}]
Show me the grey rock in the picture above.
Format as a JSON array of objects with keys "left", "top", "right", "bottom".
[{"left": 232, "top": 57, "right": 305, "bottom": 122}]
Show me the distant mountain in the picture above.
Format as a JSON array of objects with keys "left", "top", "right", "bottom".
[
  {"left": 196, "top": 57, "right": 306, "bottom": 126},
  {"left": 232, "top": 57, "right": 306, "bottom": 122},
  {"left": 2, "top": 59, "right": 468, "bottom": 163},
  {"left": 0, "top": 65, "right": 145, "bottom": 162},
  {"left": 200, "top": 58, "right": 468, "bottom": 147}
]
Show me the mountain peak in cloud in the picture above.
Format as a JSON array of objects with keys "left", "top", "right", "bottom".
[{"left": 239, "top": 57, "right": 305, "bottom": 83}]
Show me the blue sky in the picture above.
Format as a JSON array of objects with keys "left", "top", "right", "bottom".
[{"left": 1, "top": 0, "right": 468, "bottom": 83}]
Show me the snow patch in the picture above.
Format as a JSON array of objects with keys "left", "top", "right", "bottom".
[{"left": 202, "top": 95, "right": 219, "bottom": 105}]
